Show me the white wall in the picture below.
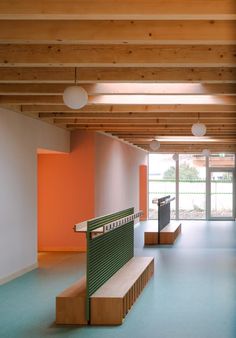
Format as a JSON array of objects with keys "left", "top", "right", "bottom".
[
  {"left": 0, "top": 107, "right": 70, "bottom": 284},
  {"left": 95, "top": 133, "right": 147, "bottom": 216}
]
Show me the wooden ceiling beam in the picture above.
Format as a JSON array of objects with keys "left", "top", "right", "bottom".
[
  {"left": 0, "top": 0, "right": 235, "bottom": 20},
  {"left": 38, "top": 112, "right": 236, "bottom": 119},
  {"left": 121, "top": 132, "right": 236, "bottom": 137},
  {"left": 0, "top": 67, "right": 74, "bottom": 83},
  {"left": 55, "top": 123, "right": 236, "bottom": 131},
  {"left": 76, "top": 67, "right": 236, "bottom": 83},
  {"left": 126, "top": 138, "right": 236, "bottom": 144},
  {"left": 0, "top": 20, "right": 235, "bottom": 44},
  {"left": 21, "top": 104, "right": 236, "bottom": 113},
  {"left": 143, "top": 144, "right": 236, "bottom": 152},
  {"left": 113, "top": 135, "right": 236, "bottom": 145},
  {"left": 1, "top": 45, "right": 235, "bottom": 67},
  {"left": 137, "top": 146, "right": 236, "bottom": 151},
  {"left": 0, "top": 96, "right": 62, "bottom": 105},
  {"left": 52, "top": 118, "right": 236, "bottom": 125},
  {"left": 1, "top": 95, "right": 236, "bottom": 105},
  {"left": 66, "top": 126, "right": 236, "bottom": 137},
  {"left": 0, "top": 67, "right": 235, "bottom": 83},
  {"left": 0, "top": 83, "right": 236, "bottom": 95},
  {"left": 112, "top": 132, "right": 236, "bottom": 137},
  {"left": 111, "top": 132, "right": 236, "bottom": 138}
]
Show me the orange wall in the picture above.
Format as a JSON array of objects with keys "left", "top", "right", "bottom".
[
  {"left": 139, "top": 165, "right": 148, "bottom": 221},
  {"left": 38, "top": 131, "right": 95, "bottom": 252}
]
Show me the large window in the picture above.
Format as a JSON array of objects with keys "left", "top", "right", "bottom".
[
  {"left": 149, "top": 154, "right": 176, "bottom": 220},
  {"left": 210, "top": 171, "right": 233, "bottom": 218},
  {"left": 148, "top": 153, "right": 235, "bottom": 220},
  {"left": 179, "top": 154, "right": 206, "bottom": 219}
]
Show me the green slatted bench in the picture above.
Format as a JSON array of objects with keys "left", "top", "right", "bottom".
[
  {"left": 90, "top": 256, "right": 154, "bottom": 325},
  {"left": 56, "top": 257, "right": 154, "bottom": 326},
  {"left": 56, "top": 208, "right": 153, "bottom": 326}
]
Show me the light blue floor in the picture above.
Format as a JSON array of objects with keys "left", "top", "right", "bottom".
[{"left": 0, "top": 221, "right": 236, "bottom": 338}]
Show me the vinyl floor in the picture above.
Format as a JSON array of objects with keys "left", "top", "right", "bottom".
[{"left": 0, "top": 220, "right": 236, "bottom": 338}]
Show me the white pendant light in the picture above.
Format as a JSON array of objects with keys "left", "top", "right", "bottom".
[
  {"left": 172, "top": 153, "right": 178, "bottom": 161},
  {"left": 63, "top": 86, "right": 88, "bottom": 109},
  {"left": 191, "top": 122, "right": 207, "bottom": 137},
  {"left": 150, "top": 139, "right": 160, "bottom": 151},
  {"left": 63, "top": 68, "right": 88, "bottom": 109},
  {"left": 202, "top": 148, "right": 211, "bottom": 157}
]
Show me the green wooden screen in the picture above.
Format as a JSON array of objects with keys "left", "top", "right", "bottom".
[{"left": 86, "top": 207, "right": 134, "bottom": 320}]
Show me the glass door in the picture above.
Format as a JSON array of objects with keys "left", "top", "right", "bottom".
[{"left": 209, "top": 170, "right": 234, "bottom": 219}]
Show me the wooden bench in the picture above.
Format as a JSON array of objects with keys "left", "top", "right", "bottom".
[
  {"left": 56, "top": 257, "right": 154, "bottom": 326},
  {"left": 90, "top": 256, "right": 154, "bottom": 325},
  {"left": 56, "top": 275, "right": 87, "bottom": 325},
  {"left": 144, "top": 221, "right": 181, "bottom": 245}
]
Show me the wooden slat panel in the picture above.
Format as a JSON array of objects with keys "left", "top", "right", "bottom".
[
  {"left": 127, "top": 139, "right": 236, "bottom": 144},
  {"left": 0, "top": 20, "right": 235, "bottom": 44},
  {"left": 0, "top": 83, "right": 236, "bottom": 95},
  {"left": 143, "top": 144, "right": 236, "bottom": 152},
  {"left": 112, "top": 131, "right": 236, "bottom": 136},
  {"left": 21, "top": 104, "right": 236, "bottom": 113},
  {"left": 62, "top": 124, "right": 236, "bottom": 131},
  {"left": 0, "top": 67, "right": 235, "bottom": 83},
  {"left": 52, "top": 118, "right": 236, "bottom": 125},
  {"left": 38, "top": 112, "right": 236, "bottom": 119},
  {"left": 75, "top": 67, "right": 236, "bottom": 83},
  {"left": 0, "top": 67, "right": 74, "bottom": 83},
  {"left": 0, "top": 96, "right": 63, "bottom": 104},
  {"left": 0, "top": 0, "right": 235, "bottom": 19},
  {"left": 1, "top": 95, "right": 236, "bottom": 105},
  {"left": 1, "top": 45, "right": 235, "bottom": 67},
  {"left": 110, "top": 132, "right": 236, "bottom": 138}
]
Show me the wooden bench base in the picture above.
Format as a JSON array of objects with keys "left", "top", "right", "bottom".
[
  {"left": 159, "top": 222, "right": 181, "bottom": 244},
  {"left": 144, "top": 221, "right": 181, "bottom": 245},
  {"left": 90, "top": 256, "right": 154, "bottom": 325},
  {"left": 144, "top": 231, "right": 159, "bottom": 245},
  {"left": 56, "top": 276, "right": 87, "bottom": 325},
  {"left": 160, "top": 222, "right": 181, "bottom": 244}
]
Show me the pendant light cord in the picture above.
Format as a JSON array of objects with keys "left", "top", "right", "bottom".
[{"left": 75, "top": 67, "right": 77, "bottom": 85}]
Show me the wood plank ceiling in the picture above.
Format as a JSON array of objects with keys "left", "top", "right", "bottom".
[{"left": 0, "top": 0, "right": 236, "bottom": 153}]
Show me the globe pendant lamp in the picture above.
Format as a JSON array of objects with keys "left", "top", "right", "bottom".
[
  {"left": 172, "top": 153, "right": 178, "bottom": 161},
  {"left": 63, "top": 68, "right": 88, "bottom": 109},
  {"left": 150, "top": 139, "right": 160, "bottom": 151},
  {"left": 191, "top": 122, "right": 207, "bottom": 137},
  {"left": 202, "top": 148, "right": 211, "bottom": 157}
]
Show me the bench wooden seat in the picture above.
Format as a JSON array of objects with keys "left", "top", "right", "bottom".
[
  {"left": 90, "top": 256, "right": 154, "bottom": 325},
  {"left": 56, "top": 275, "right": 88, "bottom": 325},
  {"left": 144, "top": 221, "right": 181, "bottom": 245}
]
